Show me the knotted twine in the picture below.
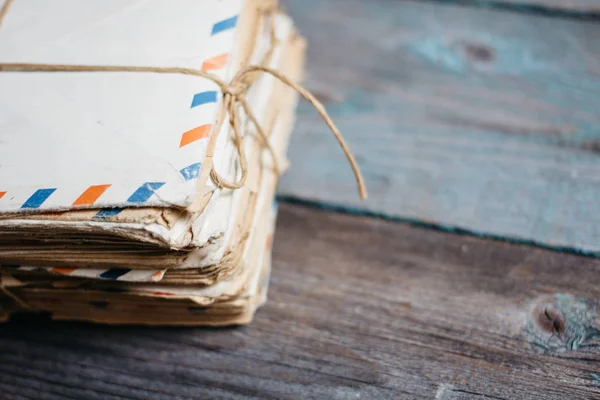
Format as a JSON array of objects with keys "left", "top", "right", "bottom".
[
  {"left": 0, "top": 0, "right": 368, "bottom": 311},
  {"left": 0, "top": 0, "right": 367, "bottom": 198}
]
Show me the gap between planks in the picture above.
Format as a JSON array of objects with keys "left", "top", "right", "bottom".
[{"left": 276, "top": 195, "right": 600, "bottom": 259}]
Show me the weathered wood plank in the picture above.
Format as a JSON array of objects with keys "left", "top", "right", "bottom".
[
  {"left": 0, "top": 203, "right": 599, "bottom": 399},
  {"left": 475, "top": 0, "right": 600, "bottom": 13},
  {"left": 279, "top": 0, "right": 600, "bottom": 254}
]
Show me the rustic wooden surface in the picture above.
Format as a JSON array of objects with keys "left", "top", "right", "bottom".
[
  {"left": 1, "top": 203, "right": 600, "bottom": 399},
  {"left": 279, "top": 0, "right": 600, "bottom": 254},
  {"left": 474, "top": 0, "right": 600, "bottom": 13},
  {"left": 3, "top": 1, "right": 600, "bottom": 399}
]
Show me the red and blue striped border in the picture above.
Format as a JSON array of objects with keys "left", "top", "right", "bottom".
[
  {"left": 211, "top": 16, "right": 238, "bottom": 35},
  {"left": 94, "top": 182, "right": 165, "bottom": 218},
  {"left": 0, "top": 14, "right": 240, "bottom": 214},
  {"left": 2, "top": 264, "right": 132, "bottom": 281},
  {"left": 0, "top": 182, "right": 164, "bottom": 212}
]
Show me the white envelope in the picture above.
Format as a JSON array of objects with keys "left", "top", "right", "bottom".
[{"left": 0, "top": 0, "right": 244, "bottom": 212}]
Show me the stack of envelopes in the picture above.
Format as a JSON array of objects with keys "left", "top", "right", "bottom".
[{"left": 0, "top": 0, "right": 307, "bottom": 325}]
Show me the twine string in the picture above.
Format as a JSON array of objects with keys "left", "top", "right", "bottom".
[
  {"left": 0, "top": 0, "right": 368, "bottom": 313},
  {"left": 0, "top": 0, "right": 367, "bottom": 198},
  {"left": 0, "top": 0, "right": 11, "bottom": 26}
]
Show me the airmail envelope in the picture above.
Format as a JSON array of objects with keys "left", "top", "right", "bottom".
[{"left": 0, "top": 0, "right": 248, "bottom": 213}]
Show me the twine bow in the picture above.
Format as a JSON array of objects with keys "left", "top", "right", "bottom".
[{"left": 0, "top": 0, "right": 367, "bottom": 199}]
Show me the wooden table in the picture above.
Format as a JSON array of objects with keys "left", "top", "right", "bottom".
[{"left": 2, "top": 1, "right": 600, "bottom": 399}]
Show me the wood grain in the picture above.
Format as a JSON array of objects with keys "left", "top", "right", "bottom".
[
  {"left": 1, "top": 203, "right": 599, "bottom": 399},
  {"left": 474, "top": 0, "right": 600, "bottom": 13},
  {"left": 279, "top": 0, "right": 600, "bottom": 254}
]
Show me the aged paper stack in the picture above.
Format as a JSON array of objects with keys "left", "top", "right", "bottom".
[{"left": 0, "top": 0, "right": 314, "bottom": 325}]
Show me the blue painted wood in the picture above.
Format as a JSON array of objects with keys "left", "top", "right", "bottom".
[
  {"left": 279, "top": 0, "right": 600, "bottom": 253},
  {"left": 473, "top": 0, "right": 600, "bottom": 13}
]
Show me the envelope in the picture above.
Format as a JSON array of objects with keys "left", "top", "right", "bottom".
[{"left": 0, "top": 0, "right": 309, "bottom": 326}]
